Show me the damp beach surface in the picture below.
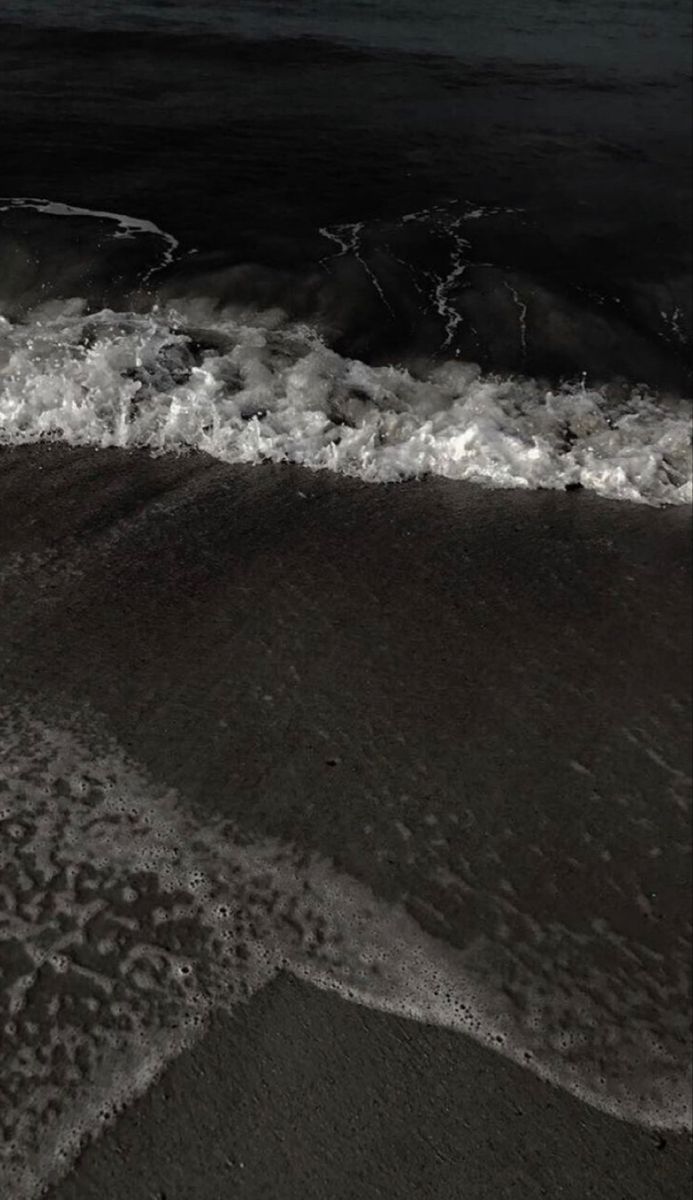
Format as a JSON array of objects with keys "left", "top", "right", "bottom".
[{"left": 0, "top": 444, "right": 691, "bottom": 1197}]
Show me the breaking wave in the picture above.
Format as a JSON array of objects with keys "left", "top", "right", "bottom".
[{"left": 1, "top": 301, "right": 690, "bottom": 505}]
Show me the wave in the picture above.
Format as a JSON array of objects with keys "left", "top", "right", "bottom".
[
  {"left": 0, "top": 196, "right": 690, "bottom": 505},
  {"left": 0, "top": 299, "right": 690, "bottom": 506}
]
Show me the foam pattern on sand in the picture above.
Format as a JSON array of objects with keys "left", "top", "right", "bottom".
[
  {"left": 0, "top": 301, "right": 690, "bottom": 505},
  {"left": 1, "top": 707, "right": 690, "bottom": 1197}
]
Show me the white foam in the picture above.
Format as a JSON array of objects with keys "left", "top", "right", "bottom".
[
  {"left": 504, "top": 280, "right": 529, "bottom": 359},
  {"left": 319, "top": 220, "right": 397, "bottom": 317},
  {"left": 0, "top": 301, "right": 690, "bottom": 505},
  {"left": 384, "top": 203, "right": 514, "bottom": 352},
  {"left": 0, "top": 197, "right": 180, "bottom": 282},
  {"left": 0, "top": 705, "right": 690, "bottom": 1198}
]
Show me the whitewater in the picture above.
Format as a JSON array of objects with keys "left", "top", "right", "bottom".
[
  {"left": 1, "top": 301, "right": 690, "bottom": 506},
  {"left": 1, "top": 197, "right": 690, "bottom": 507}
]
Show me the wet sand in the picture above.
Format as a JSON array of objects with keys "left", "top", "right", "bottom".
[
  {"left": 48, "top": 978, "right": 692, "bottom": 1200},
  {"left": 0, "top": 444, "right": 691, "bottom": 1196}
]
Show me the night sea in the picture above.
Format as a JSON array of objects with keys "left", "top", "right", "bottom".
[{"left": 0, "top": 3, "right": 691, "bottom": 1199}]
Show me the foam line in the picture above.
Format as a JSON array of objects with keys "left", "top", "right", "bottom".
[
  {"left": 1, "top": 706, "right": 690, "bottom": 1197},
  {"left": 0, "top": 197, "right": 179, "bottom": 282}
]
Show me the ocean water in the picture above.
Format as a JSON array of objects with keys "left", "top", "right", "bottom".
[
  {"left": 0, "top": 0, "right": 691, "bottom": 504},
  {"left": 0, "top": 3, "right": 692, "bottom": 1195}
]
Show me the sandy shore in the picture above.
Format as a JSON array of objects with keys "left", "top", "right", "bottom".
[
  {"left": 0, "top": 444, "right": 690, "bottom": 1197},
  {"left": 48, "top": 977, "right": 692, "bottom": 1200}
]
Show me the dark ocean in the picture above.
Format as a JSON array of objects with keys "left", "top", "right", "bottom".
[{"left": 0, "top": 0, "right": 691, "bottom": 501}]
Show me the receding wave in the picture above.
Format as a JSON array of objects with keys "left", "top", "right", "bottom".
[
  {"left": 0, "top": 300, "right": 690, "bottom": 505},
  {"left": 1, "top": 705, "right": 690, "bottom": 1197}
]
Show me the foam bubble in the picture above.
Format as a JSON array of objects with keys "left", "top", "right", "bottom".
[
  {"left": 0, "top": 303, "right": 690, "bottom": 505},
  {"left": 0, "top": 705, "right": 690, "bottom": 1197}
]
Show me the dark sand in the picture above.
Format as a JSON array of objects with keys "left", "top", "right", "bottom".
[
  {"left": 46, "top": 979, "right": 692, "bottom": 1200},
  {"left": 0, "top": 444, "right": 691, "bottom": 1197}
]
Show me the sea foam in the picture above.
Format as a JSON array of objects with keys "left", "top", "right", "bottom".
[
  {"left": 1, "top": 706, "right": 690, "bottom": 1197},
  {"left": 0, "top": 300, "right": 690, "bottom": 505}
]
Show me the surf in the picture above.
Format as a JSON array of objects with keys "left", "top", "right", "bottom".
[{"left": 0, "top": 299, "right": 690, "bottom": 506}]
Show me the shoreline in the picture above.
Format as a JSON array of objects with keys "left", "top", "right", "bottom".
[
  {"left": 47, "top": 976, "right": 693, "bottom": 1200},
  {"left": 0, "top": 444, "right": 691, "bottom": 1197}
]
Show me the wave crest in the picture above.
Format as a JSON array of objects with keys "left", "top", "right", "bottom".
[{"left": 1, "top": 300, "right": 690, "bottom": 505}]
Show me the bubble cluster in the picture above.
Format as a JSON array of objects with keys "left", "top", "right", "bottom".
[
  {"left": 0, "top": 302, "right": 690, "bottom": 505},
  {"left": 0, "top": 706, "right": 690, "bottom": 1197}
]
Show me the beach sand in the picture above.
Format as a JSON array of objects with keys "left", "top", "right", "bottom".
[
  {"left": 47, "top": 978, "right": 692, "bottom": 1200},
  {"left": 0, "top": 443, "right": 691, "bottom": 1197}
]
